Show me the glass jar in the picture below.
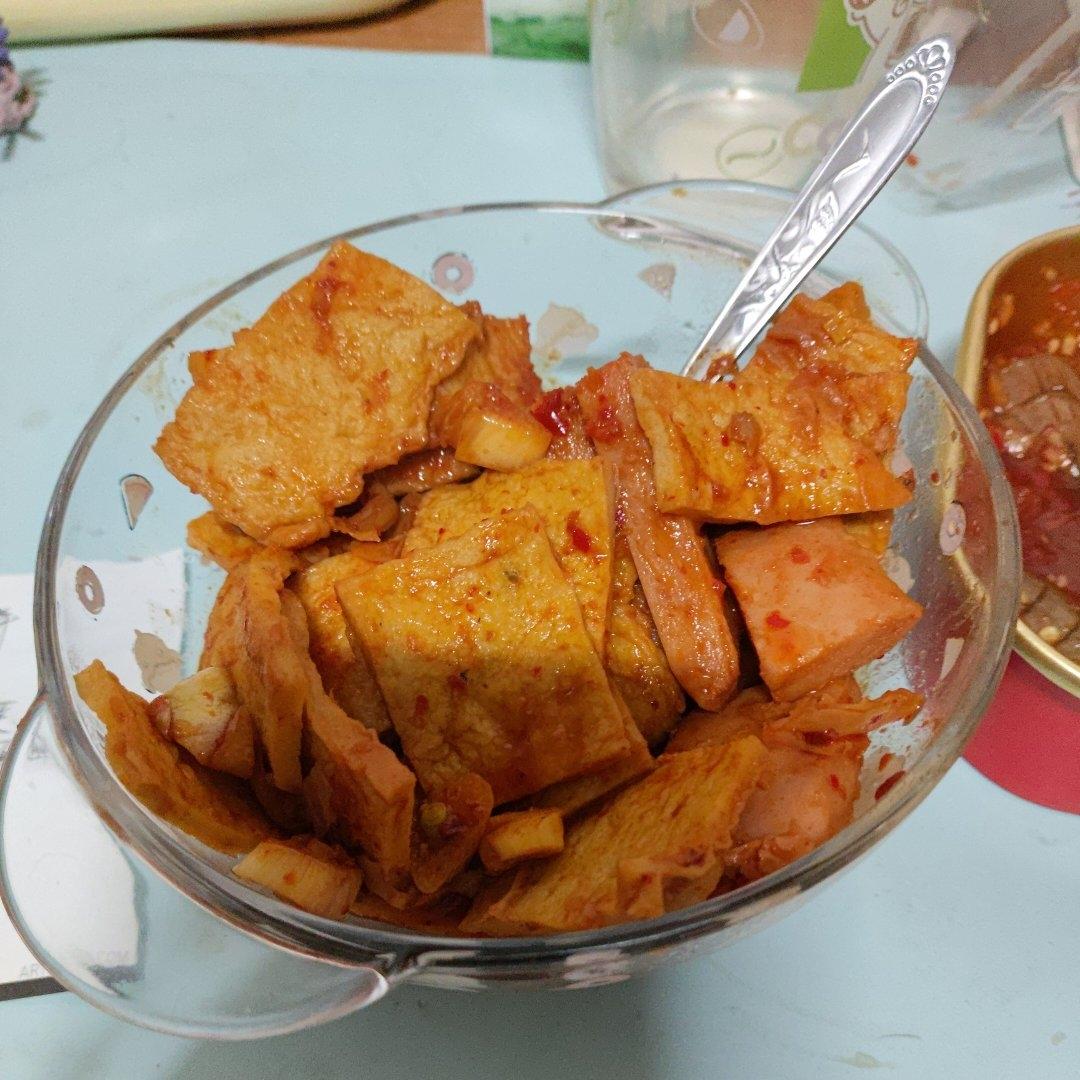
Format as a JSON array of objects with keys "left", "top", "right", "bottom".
[{"left": 591, "top": 0, "right": 1080, "bottom": 209}]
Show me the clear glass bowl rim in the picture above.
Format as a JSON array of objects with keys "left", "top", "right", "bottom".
[{"left": 30, "top": 180, "right": 1019, "bottom": 970}]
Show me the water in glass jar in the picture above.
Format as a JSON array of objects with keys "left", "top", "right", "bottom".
[{"left": 603, "top": 66, "right": 845, "bottom": 191}]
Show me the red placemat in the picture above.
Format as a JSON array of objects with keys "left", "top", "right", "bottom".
[{"left": 964, "top": 653, "right": 1080, "bottom": 814}]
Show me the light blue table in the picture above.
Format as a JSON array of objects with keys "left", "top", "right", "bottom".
[{"left": 2, "top": 40, "right": 1078, "bottom": 1079}]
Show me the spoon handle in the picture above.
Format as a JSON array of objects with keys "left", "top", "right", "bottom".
[{"left": 682, "top": 35, "right": 956, "bottom": 381}]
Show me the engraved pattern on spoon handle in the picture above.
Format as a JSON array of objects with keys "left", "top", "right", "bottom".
[{"left": 683, "top": 37, "right": 955, "bottom": 381}]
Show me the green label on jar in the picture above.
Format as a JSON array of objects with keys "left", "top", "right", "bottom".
[
  {"left": 797, "top": 0, "right": 873, "bottom": 92},
  {"left": 488, "top": 1, "right": 590, "bottom": 61}
]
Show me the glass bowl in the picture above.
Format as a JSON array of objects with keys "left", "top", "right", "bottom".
[{"left": 0, "top": 181, "right": 1020, "bottom": 1039}]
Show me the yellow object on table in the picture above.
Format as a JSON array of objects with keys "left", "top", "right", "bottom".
[{"left": 6, "top": 0, "right": 407, "bottom": 42}]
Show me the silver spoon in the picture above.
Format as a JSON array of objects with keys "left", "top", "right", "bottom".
[{"left": 683, "top": 35, "right": 956, "bottom": 381}]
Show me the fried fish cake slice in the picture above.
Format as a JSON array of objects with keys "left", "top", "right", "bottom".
[
  {"left": 464, "top": 736, "right": 765, "bottom": 934},
  {"left": 526, "top": 691, "right": 654, "bottom": 817},
  {"left": 75, "top": 661, "right": 272, "bottom": 854},
  {"left": 630, "top": 285, "right": 916, "bottom": 526},
  {"left": 201, "top": 548, "right": 306, "bottom": 792},
  {"left": 403, "top": 458, "right": 614, "bottom": 655},
  {"left": 280, "top": 590, "right": 417, "bottom": 896},
  {"left": 156, "top": 241, "right": 477, "bottom": 547},
  {"left": 749, "top": 283, "right": 917, "bottom": 381},
  {"left": 290, "top": 547, "right": 394, "bottom": 733},
  {"left": 630, "top": 367, "right": 912, "bottom": 524},
  {"left": 186, "top": 511, "right": 264, "bottom": 571},
  {"left": 301, "top": 684, "right": 418, "bottom": 898},
  {"left": 367, "top": 448, "right": 480, "bottom": 497},
  {"left": 841, "top": 510, "right": 894, "bottom": 556},
  {"left": 338, "top": 509, "right": 631, "bottom": 805},
  {"left": 576, "top": 355, "right": 739, "bottom": 710}
]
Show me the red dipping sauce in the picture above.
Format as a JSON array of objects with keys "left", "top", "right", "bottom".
[{"left": 979, "top": 238, "right": 1080, "bottom": 661}]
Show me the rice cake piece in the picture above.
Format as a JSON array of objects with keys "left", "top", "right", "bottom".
[
  {"left": 403, "top": 458, "right": 614, "bottom": 655},
  {"left": 533, "top": 386, "right": 596, "bottom": 462},
  {"left": 234, "top": 837, "right": 362, "bottom": 918},
  {"left": 452, "top": 389, "right": 553, "bottom": 472},
  {"left": 465, "top": 736, "right": 765, "bottom": 933},
  {"left": 290, "top": 547, "right": 393, "bottom": 733},
  {"left": 201, "top": 548, "right": 306, "bottom": 792},
  {"left": 429, "top": 301, "right": 541, "bottom": 448},
  {"left": 338, "top": 509, "right": 632, "bottom": 804},
  {"left": 479, "top": 808, "right": 565, "bottom": 874},
  {"left": 156, "top": 241, "right": 477, "bottom": 547},
  {"left": 75, "top": 661, "right": 272, "bottom": 854},
  {"left": 148, "top": 665, "right": 255, "bottom": 779},
  {"left": 715, "top": 520, "right": 922, "bottom": 701}
]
